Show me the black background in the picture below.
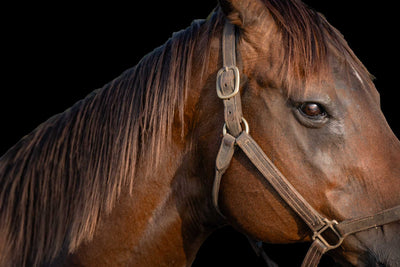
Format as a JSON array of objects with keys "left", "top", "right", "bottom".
[{"left": 1, "top": 1, "right": 398, "bottom": 266}]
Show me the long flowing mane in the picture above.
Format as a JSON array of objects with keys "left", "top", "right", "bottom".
[
  {"left": 0, "top": 13, "right": 221, "bottom": 266},
  {"left": 0, "top": 1, "right": 375, "bottom": 266}
]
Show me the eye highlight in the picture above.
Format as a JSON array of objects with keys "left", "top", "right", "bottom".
[{"left": 299, "top": 102, "right": 327, "bottom": 118}]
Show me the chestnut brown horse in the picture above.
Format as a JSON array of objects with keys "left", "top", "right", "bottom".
[{"left": 1, "top": 0, "right": 399, "bottom": 266}]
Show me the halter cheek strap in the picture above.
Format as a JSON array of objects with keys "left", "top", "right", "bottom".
[
  {"left": 213, "top": 21, "right": 400, "bottom": 267},
  {"left": 216, "top": 20, "right": 243, "bottom": 137}
]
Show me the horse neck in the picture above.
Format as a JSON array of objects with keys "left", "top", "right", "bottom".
[
  {"left": 55, "top": 135, "right": 207, "bottom": 265},
  {"left": 65, "top": 102, "right": 222, "bottom": 266},
  {"left": 65, "top": 23, "right": 231, "bottom": 264},
  {"left": 0, "top": 14, "right": 226, "bottom": 266}
]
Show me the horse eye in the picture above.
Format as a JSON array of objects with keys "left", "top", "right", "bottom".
[{"left": 299, "top": 103, "right": 326, "bottom": 118}]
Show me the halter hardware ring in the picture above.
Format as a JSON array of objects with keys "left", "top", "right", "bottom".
[
  {"left": 223, "top": 117, "right": 249, "bottom": 136},
  {"left": 312, "top": 219, "right": 344, "bottom": 251},
  {"left": 216, "top": 66, "right": 240, "bottom": 99}
]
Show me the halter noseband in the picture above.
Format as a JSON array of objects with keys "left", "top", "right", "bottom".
[{"left": 212, "top": 21, "right": 400, "bottom": 267}]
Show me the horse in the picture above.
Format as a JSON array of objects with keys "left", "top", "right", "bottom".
[{"left": 1, "top": 0, "right": 399, "bottom": 266}]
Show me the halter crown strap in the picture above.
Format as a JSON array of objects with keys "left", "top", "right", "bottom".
[{"left": 213, "top": 21, "right": 400, "bottom": 267}]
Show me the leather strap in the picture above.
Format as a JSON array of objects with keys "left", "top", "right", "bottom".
[
  {"left": 213, "top": 133, "right": 236, "bottom": 216},
  {"left": 236, "top": 132, "right": 326, "bottom": 232},
  {"left": 301, "top": 239, "right": 327, "bottom": 267},
  {"left": 216, "top": 22, "right": 243, "bottom": 137},
  {"left": 337, "top": 205, "right": 400, "bottom": 237}
]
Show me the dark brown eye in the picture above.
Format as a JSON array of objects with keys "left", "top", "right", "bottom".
[{"left": 299, "top": 103, "right": 326, "bottom": 118}]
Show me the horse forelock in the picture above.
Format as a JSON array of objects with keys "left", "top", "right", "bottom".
[
  {"left": 261, "top": 0, "right": 375, "bottom": 95},
  {"left": 0, "top": 13, "right": 220, "bottom": 266}
]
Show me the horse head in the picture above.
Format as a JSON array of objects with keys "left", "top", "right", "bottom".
[{"left": 196, "top": 0, "right": 400, "bottom": 265}]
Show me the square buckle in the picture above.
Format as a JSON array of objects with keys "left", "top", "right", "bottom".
[
  {"left": 216, "top": 66, "right": 240, "bottom": 99},
  {"left": 312, "top": 219, "right": 344, "bottom": 251}
]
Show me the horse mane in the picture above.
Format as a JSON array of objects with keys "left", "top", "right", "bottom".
[
  {"left": 261, "top": 0, "right": 375, "bottom": 92},
  {"left": 0, "top": 13, "right": 221, "bottom": 266}
]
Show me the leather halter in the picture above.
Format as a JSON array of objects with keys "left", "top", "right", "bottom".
[{"left": 213, "top": 21, "right": 400, "bottom": 267}]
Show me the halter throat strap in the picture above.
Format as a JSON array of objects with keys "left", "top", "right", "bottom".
[{"left": 213, "top": 21, "right": 400, "bottom": 267}]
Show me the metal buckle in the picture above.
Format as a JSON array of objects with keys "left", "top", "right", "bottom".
[
  {"left": 216, "top": 66, "right": 240, "bottom": 99},
  {"left": 312, "top": 219, "right": 344, "bottom": 251}
]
